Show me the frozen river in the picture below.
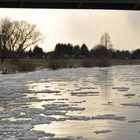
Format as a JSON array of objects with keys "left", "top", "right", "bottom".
[{"left": 0, "top": 65, "right": 140, "bottom": 140}]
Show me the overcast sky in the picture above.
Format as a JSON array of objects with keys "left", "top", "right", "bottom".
[{"left": 0, "top": 8, "right": 140, "bottom": 52}]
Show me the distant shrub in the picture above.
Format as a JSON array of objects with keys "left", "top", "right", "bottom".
[
  {"left": 0, "top": 58, "right": 113, "bottom": 74},
  {"left": 82, "top": 60, "right": 94, "bottom": 68},
  {"left": 47, "top": 59, "right": 78, "bottom": 70},
  {"left": 16, "top": 62, "right": 36, "bottom": 72},
  {"left": 95, "top": 59, "right": 111, "bottom": 67},
  {"left": 9, "top": 60, "right": 36, "bottom": 72},
  {"left": 48, "top": 60, "right": 66, "bottom": 70}
]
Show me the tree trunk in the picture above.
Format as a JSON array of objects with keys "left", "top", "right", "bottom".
[{"left": 1, "top": 56, "right": 5, "bottom": 63}]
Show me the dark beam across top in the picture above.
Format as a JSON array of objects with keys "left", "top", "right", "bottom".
[{"left": 0, "top": 0, "right": 140, "bottom": 10}]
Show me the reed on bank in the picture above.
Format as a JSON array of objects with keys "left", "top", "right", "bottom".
[{"left": 0, "top": 59, "right": 140, "bottom": 73}]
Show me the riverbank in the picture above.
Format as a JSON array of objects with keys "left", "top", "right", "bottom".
[{"left": 0, "top": 59, "right": 140, "bottom": 73}]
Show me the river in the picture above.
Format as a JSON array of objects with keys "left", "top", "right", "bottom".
[{"left": 0, "top": 65, "right": 140, "bottom": 140}]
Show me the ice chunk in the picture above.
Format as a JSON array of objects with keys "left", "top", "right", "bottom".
[
  {"left": 112, "top": 87, "right": 129, "bottom": 90},
  {"left": 128, "top": 120, "right": 140, "bottom": 123},
  {"left": 94, "top": 130, "right": 112, "bottom": 134},
  {"left": 112, "top": 87, "right": 129, "bottom": 92},
  {"left": 31, "top": 115, "right": 57, "bottom": 125},
  {"left": 123, "top": 94, "right": 136, "bottom": 97},
  {"left": 44, "top": 111, "right": 66, "bottom": 116},
  {"left": 121, "top": 103, "right": 140, "bottom": 107},
  {"left": 16, "top": 108, "right": 43, "bottom": 115},
  {"left": 41, "top": 136, "right": 83, "bottom": 140},
  {"left": 43, "top": 103, "right": 69, "bottom": 109},
  {"left": 71, "top": 91, "right": 99, "bottom": 96},
  {"left": 43, "top": 103, "right": 85, "bottom": 111},
  {"left": 0, "top": 124, "right": 33, "bottom": 132},
  {"left": 91, "top": 114, "right": 126, "bottom": 121},
  {"left": 37, "top": 90, "right": 61, "bottom": 94},
  {"left": 102, "top": 101, "right": 113, "bottom": 105},
  {"left": 16, "top": 130, "right": 54, "bottom": 140},
  {"left": 58, "top": 98, "right": 69, "bottom": 101},
  {"left": 67, "top": 115, "right": 91, "bottom": 121},
  {"left": 52, "top": 114, "right": 125, "bottom": 121}
]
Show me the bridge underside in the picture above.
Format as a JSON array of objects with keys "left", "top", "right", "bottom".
[{"left": 0, "top": 0, "right": 140, "bottom": 10}]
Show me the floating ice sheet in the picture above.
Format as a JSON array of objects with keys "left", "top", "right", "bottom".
[
  {"left": 94, "top": 130, "right": 112, "bottom": 134},
  {"left": 121, "top": 103, "right": 140, "bottom": 107}
]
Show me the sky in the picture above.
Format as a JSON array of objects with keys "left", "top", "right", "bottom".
[{"left": 0, "top": 8, "right": 140, "bottom": 52}]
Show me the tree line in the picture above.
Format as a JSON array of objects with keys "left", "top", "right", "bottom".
[
  {"left": 46, "top": 32, "right": 140, "bottom": 59},
  {"left": 45, "top": 43, "right": 140, "bottom": 59},
  {"left": 0, "top": 18, "right": 140, "bottom": 62}
]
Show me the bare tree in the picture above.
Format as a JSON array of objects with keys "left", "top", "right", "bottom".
[
  {"left": 0, "top": 18, "right": 14, "bottom": 62},
  {"left": 0, "top": 18, "right": 43, "bottom": 62},
  {"left": 100, "top": 32, "right": 113, "bottom": 49}
]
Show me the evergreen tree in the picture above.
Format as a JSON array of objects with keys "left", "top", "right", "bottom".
[
  {"left": 33, "top": 45, "right": 44, "bottom": 58},
  {"left": 81, "top": 43, "right": 89, "bottom": 57}
]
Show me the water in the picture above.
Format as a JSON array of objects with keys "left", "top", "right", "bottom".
[{"left": 0, "top": 65, "right": 140, "bottom": 140}]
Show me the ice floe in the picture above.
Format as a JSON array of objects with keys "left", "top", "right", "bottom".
[
  {"left": 0, "top": 120, "right": 55, "bottom": 139},
  {"left": 44, "top": 111, "right": 66, "bottom": 116},
  {"left": 67, "top": 115, "right": 91, "bottom": 121},
  {"left": 56, "top": 114, "right": 126, "bottom": 121},
  {"left": 1, "top": 66, "right": 140, "bottom": 139},
  {"left": 71, "top": 91, "right": 100, "bottom": 96},
  {"left": 112, "top": 87, "right": 129, "bottom": 91},
  {"left": 69, "top": 101, "right": 86, "bottom": 104},
  {"left": 121, "top": 103, "right": 140, "bottom": 107},
  {"left": 94, "top": 130, "right": 112, "bottom": 134},
  {"left": 40, "top": 136, "right": 83, "bottom": 140},
  {"left": 43, "top": 103, "right": 85, "bottom": 111},
  {"left": 58, "top": 98, "right": 69, "bottom": 101},
  {"left": 15, "top": 130, "right": 54, "bottom": 140},
  {"left": 102, "top": 101, "right": 113, "bottom": 105},
  {"left": 0, "top": 124, "right": 33, "bottom": 132},
  {"left": 91, "top": 114, "right": 126, "bottom": 121},
  {"left": 31, "top": 115, "right": 57, "bottom": 125},
  {"left": 123, "top": 93, "right": 136, "bottom": 97},
  {"left": 32, "top": 90, "right": 61, "bottom": 94},
  {"left": 128, "top": 120, "right": 140, "bottom": 123}
]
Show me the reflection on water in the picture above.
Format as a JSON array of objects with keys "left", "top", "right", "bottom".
[
  {"left": 0, "top": 65, "right": 140, "bottom": 139},
  {"left": 97, "top": 68, "right": 113, "bottom": 98}
]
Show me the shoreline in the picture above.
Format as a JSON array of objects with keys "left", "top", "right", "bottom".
[{"left": 0, "top": 59, "right": 140, "bottom": 73}]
